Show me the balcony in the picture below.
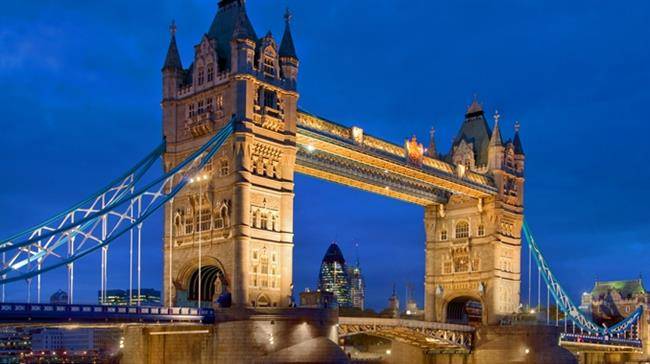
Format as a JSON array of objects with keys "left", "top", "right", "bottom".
[
  {"left": 253, "top": 105, "right": 284, "bottom": 132},
  {"left": 185, "top": 110, "right": 224, "bottom": 138}
]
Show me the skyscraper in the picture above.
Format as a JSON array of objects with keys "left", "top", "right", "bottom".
[
  {"left": 346, "top": 244, "right": 365, "bottom": 310},
  {"left": 318, "top": 243, "right": 352, "bottom": 307}
]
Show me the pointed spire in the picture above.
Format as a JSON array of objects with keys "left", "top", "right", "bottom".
[
  {"left": 427, "top": 126, "right": 437, "bottom": 157},
  {"left": 489, "top": 110, "right": 503, "bottom": 147},
  {"left": 163, "top": 20, "right": 182, "bottom": 71},
  {"left": 280, "top": 7, "right": 298, "bottom": 59},
  {"left": 354, "top": 242, "right": 360, "bottom": 268},
  {"left": 513, "top": 121, "right": 524, "bottom": 155},
  {"left": 466, "top": 94, "right": 483, "bottom": 116}
]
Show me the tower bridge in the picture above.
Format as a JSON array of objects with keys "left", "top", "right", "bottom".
[{"left": 0, "top": 0, "right": 647, "bottom": 363}]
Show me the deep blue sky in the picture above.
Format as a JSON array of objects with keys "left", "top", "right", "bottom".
[{"left": 1, "top": 1, "right": 649, "bottom": 310}]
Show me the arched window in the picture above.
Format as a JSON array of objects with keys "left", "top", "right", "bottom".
[
  {"left": 214, "top": 208, "right": 224, "bottom": 229},
  {"left": 251, "top": 209, "right": 258, "bottom": 228},
  {"left": 197, "top": 67, "right": 205, "bottom": 85},
  {"left": 221, "top": 205, "right": 229, "bottom": 228},
  {"left": 455, "top": 221, "right": 469, "bottom": 239},
  {"left": 206, "top": 64, "right": 214, "bottom": 82},
  {"left": 477, "top": 224, "right": 485, "bottom": 237},
  {"left": 271, "top": 214, "right": 277, "bottom": 231},
  {"left": 184, "top": 207, "right": 194, "bottom": 235}
]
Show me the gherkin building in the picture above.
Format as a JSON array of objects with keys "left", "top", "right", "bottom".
[{"left": 318, "top": 243, "right": 352, "bottom": 307}]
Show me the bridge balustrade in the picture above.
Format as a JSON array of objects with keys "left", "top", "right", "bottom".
[{"left": 0, "top": 303, "right": 214, "bottom": 326}]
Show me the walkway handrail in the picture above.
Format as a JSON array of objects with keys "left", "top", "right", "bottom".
[{"left": 523, "top": 220, "right": 643, "bottom": 335}]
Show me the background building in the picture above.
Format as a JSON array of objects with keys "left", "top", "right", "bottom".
[
  {"left": 346, "top": 245, "right": 365, "bottom": 310},
  {"left": 99, "top": 289, "right": 161, "bottom": 306},
  {"left": 318, "top": 243, "right": 352, "bottom": 307},
  {"left": 584, "top": 278, "right": 647, "bottom": 327},
  {"left": 50, "top": 289, "right": 68, "bottom": 305}
]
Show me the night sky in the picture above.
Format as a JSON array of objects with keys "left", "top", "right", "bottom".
[{"left": 1, "top": 1, "right": 649, "bottom": 311}]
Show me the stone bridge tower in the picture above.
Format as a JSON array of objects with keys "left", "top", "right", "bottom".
[
  {"left": 424, "top": 101, "right": 525, "bottom": 324},
  {"left": 161, "top": 0, "right": 299, "bottom": 308}
]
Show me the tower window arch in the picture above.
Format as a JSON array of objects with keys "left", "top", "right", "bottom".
[
  {"left": 477, "top": 224, "right": 485, "bottom": 237},
  {"left": 455, "top": 221, "right": 469, "bottom": 239}
]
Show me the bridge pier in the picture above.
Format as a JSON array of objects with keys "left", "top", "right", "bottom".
[{"left": 120, "top": 308, "right": 345, "bottom": 364}]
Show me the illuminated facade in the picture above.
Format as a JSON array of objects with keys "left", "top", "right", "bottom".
[
  {"left": 161, "top": 1, "right": 523, "bottom": 323},
  {"left": 347, "top": 262, "right": 365, "bottom": 310}
]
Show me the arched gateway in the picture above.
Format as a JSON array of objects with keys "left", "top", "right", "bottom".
[{"left": 161, "top": 0, "right": 525, "bottom": 325}]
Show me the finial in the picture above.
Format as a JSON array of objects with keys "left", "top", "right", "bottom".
[
  {"left": 514, "top": 120, "right": 521, "bottom": 133},
  {"left": 284, "top": 7, "right": 293, "bottom": 24},
  {"left": 493, "top": 110, "right": 500, "bottom": 125},
  {"left": 430, "top": 126, "right": 435, "bottom": 138},
  {"left": 169, "top": 20, "right": 177, "bottom": 37}
]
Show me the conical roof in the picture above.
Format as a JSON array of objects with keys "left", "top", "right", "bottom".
[
  {"left": 513, "top": 128, "right": 524, "bottom": 155},
  {"left": 322, "top": 243, "right": 346, "bottom": 264},
  {"left": 451, "top": 100, "right": 491, "bottom": 166},
  {"left": 279, "top": 11, "right": 298, "bottom": 59},
  {"left": 163, "top": 29, "right": 182, "bottom": 71},
  {"left": 208, "top": 0, "right": 257, "bottom": 69}
]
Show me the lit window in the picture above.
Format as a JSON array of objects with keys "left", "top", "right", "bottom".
[
  {"left": 198, "top": 68, "right": 205, "bottom": 85},
  {"left": 220, "top": 160, "right": 229, "bottom": 176},
  {"left": 216, "top": 94, "right": 224, "bottom": 111},
  {"left": 196, "top": 208, "right": 211, "bottom": 232},
  {"left": 207, "top": 64, "right": 214, "bottom": 82},
  {"left": 455, "top": 221, "right": 469, "bottom": 239},
  {"left": 260, "top": 213, "right": 268, "bottom": 230}
]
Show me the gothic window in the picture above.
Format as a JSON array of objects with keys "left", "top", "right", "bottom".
[
  {"left": 207, "top": 64, "right": 214, "bottom": 82},
  {"left": 443, "top": 261, "right": 452, "bottom": 274},
  {"left": 220, "top": 205, "right": 229, "bottom": 228},
  {"left": 271, "top": 214, "right": 278, "bottom": 231},
  {"left": 251, "top": 209, "right": 259, "bottom": 228},
  {"left": 440, "top": 229, "right": 448, "bottom": 241},
  {"left": 188, "top": 103, "right": 196, "bottom": 118},
  {"left": 455, "top": 221, "right": 469, "bottom": 239},
  {"left": 261, "top": 253, "right": 269, "bottom": 275},
  {"left": 220, "top": 160, "right": 229, "bottom": 176},
  {"left": 206, "top": 97, "right": 214, "bottom": 113},
  {"left": 213, "top": 209, "right": 224, "bottom": 229},
  {"left": 198, "top": 68, "right": 205, "bottom": 85},
  {"left": 260, "top": 213, "right": 268, "bottom": 230},
  {"left": 477, "top": 224, "right": 485, "bottom": 237},
  {"left": 216, "top": 94, "right": 224, "bottom": 111},
  {"left": 196, "top": 208, "right": 211, "bottom": 232},
  {"left": 184, "top": 207, "right": 194, "bottom": 235},
  {"left": 197, "top": 100, "right": 205, "bottom": 114},
  {"left": 263, "top": 89, "right": 278, "bottom": 109},
  {"left": 262, "top": 49, "right": 275, "bottom": 76}
]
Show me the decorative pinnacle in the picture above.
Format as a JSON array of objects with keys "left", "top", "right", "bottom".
[
  {"left": 429, "top": 126, "right": 435, "bottom": 138},
  {"left": 284, "top": 7, "right": 293, "bottom": 24},
  {"left": 169, "top": 20, "right": 177, "bottom": 37},
  {"left": 493, "top": 110, "right": 501, "bottom": 125},
  {"left": 515, "top": 120, "right": 521, "bottom": 133}
]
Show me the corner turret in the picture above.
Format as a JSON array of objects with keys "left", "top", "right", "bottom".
[
  {"left": 279, "top": 8, "right": 299, "bottom": 89},
  {"left": 162, "top": 21, "right": 183, "bottom": 100}
]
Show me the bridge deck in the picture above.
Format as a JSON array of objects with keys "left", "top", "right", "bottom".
[
  {"left": 559, "top": 333, "right": 643, "bottom": 353},
  {"left": 296, "top": 111, "right": 496, "bottom": 205}
]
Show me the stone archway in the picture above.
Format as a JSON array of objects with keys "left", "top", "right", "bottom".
[
  {"left": 174, "top": 257, "right": 229, "bottom": 307},
  {"left": 444, "top": 296, "right": 484, "bottom": 326}
]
